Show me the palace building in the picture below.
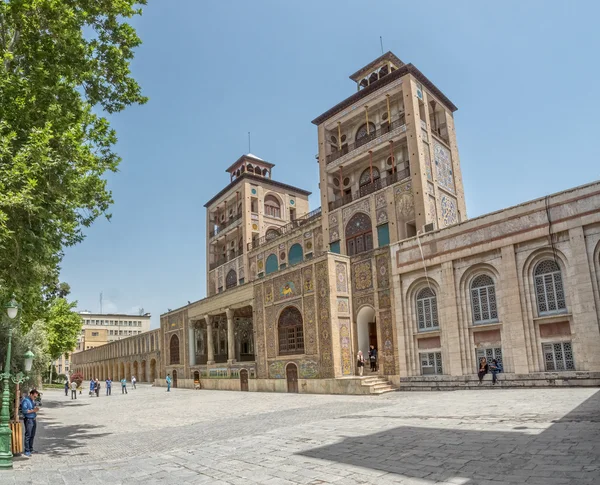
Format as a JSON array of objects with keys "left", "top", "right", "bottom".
[{"left": 72, "top": 52, "right": 600, "bottom": 393}]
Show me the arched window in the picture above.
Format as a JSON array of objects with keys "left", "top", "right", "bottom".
[
  {"left": 169, "top": 334, "right": 180, "bottom": 365},
  {"left": 262, "top": 168, "right": 268, "bottom": 176},
  {"left": 416, "top": 287, "right": 439, "bottom": 331},
  {"left": 345, "top": 212, "right": 373, "bottom": 256},
  {"left": 359, "top": 167, "right": 380, "bottom": 187},
  {"left": 470, "top": 274, "right": 498, "bottom": 324},
  {"left": 278, "top": 306, "right": 304, "bottom": 355},
  {"left": 355, "top": 122, "right": 376, "bottom": 142},
  {"left": 534, "top": 260, "right": 567, "bottom": 315},
  {"left": 288, "top": 243, "right": 303, "bottom": 266},
  {"left": 226, "top": 269, "right": 237, "bottom": 289},
  {"left": 265, "top": 228, "right": 280, "bottom": 241},
  {"left": 265, "top": 253, "right": 278, "bottom": 275},
  {"left": 264, "top": 195, "right": 281, "bottom": 218},
  {"left": 247, "top": 164, "right": 254, "bottom": 173}
]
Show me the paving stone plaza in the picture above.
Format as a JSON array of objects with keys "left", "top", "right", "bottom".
[{"left": 5, "top": 385, "right": 600, "bottom": 484}]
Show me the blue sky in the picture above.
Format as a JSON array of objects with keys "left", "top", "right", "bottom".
[{"left": 60, "top": 1, "right": 600, "bottom": 328}]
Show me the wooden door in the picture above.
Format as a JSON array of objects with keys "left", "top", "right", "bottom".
[
  {"left": 240, "top": 369, "right": 249, "bottom": 392},
  {"left": 368, "top": 321, "right": 378, "bottom": 348},
  {"left": 286, "top": 364, "right": 298, "bottom": 393},
  {"left": 172, "top": 370, "right": 178, "bottom": 388}
]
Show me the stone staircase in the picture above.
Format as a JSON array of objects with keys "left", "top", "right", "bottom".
[{"left": 359, "top": 375, "right": 396, "bottom": 395}]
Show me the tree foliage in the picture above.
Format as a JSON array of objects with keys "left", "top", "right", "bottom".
[
  {"left": 46, "top": 297, "right": 82, "bottom": 360},
  {"left": 0, "top": 0, "right": 147, "bottom": 326}
]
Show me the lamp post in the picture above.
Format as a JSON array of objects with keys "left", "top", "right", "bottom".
[{"left": 0, "top": 297, "right": 33, "bottom": 468}]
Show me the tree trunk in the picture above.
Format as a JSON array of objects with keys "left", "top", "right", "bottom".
[{"left": 48, "top": 363, "right": 53, "bottom": 384}]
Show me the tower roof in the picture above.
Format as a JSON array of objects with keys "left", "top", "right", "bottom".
[
  {"left": 348, "top": 51, "right": 404, "bottom": 82},
  {"left": 225, "top": 153, "right": 275, "bottom": 174}
]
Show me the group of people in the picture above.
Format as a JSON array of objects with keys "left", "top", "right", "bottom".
[
  {"left": 356, "top": 345, "right": 378, "bottom": 376},
  {"left": 64, "top": 375, "right": 138, "bottom": 399},
  {"left": 478, "top": 358, "right": 503, "bottom": 384}
]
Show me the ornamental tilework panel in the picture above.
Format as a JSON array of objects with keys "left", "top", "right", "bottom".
[
  {"left": 375, "top": 193, "right": 387, "bottom": 209},
  {"left": 303, "top": 296, "right": 317, "bottom": 355},
  {"left": 352, "top": 259, "right": 373, "bottom": 292},
  {"left": 434, "top": 140, "right": 455, "bottom": 193},
  {"left": 264, "top": 283, "right": 274, "bottom": 305},
  {"left": 314, "top": 226, "right": 324, "bottom": 252},
  {"left": 337, "top": 297, "right": 350, "bottom": 314},
  {"left": 394, "top": 181, "right": 414, "bottom": 219},
  {"left": 316, "top": 260, "right": 334, "bottom": 378},
  {"left": 378, "top": 289, "right": 391, "bottom": 309},
  {"left": 303, "top": 266, "right": 314, "bottom": 294},
  {"left": 265, "top": 305, "right": 276, "bottom": 359},
  {"left": 353, "top": 293, "right": 375, "bottom": 318},
  {"left": 253, "top": 286, "right": 267, "bottom": 378},
  {"left": 342, "top": 199, "right": 370, "bottom": 225},
  {"left": 335, "top": 262, "right": 348, "bottom": 293},
  {"left": 441, "top": 194, "right": 458, "bottom": 227},
  {"left": 424, "top": 141, "right": 433, "bottom": 181},
  {"left": 376, "top": 253, "right": 390, "bottom": 289},
  {"left": 269, "top": 361, "right": 285, "bottom": 379},
  {"left": 380, "top": 309, "right": 396, "bottom": 375},
  {"left": 273, "top": 270, "right": 302, "bottom": 302},
  {"left": 376, "top": 207, "right": 388, "bottom": 225},
  {"left": 329, "top": 213, "right": 340, "bottom": 242},
  {"left": 339, "top": 318, "right": 352, "bottom": 376},
  {"left": 299, "top": 360, "right": 320, "bottom": 378}
]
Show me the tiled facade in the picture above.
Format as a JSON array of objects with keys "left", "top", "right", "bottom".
[{"left": 71, "top": 51, "right": 600, "bottom": 393}]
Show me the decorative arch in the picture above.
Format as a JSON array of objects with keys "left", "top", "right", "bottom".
[
  {"left": 169, "top": 334, "right": 180, "bottom": 365},
  {"left": 355, "top": 122, "right": 376, "bottom": 142},
  {"left": 345, "top": 212, "right": 373, "bottom": 256},
  {"left": 265, "top": 227, "right": 280, "bottom": 241},
  {"left": 278, "top": 306, "right": 304, "bottom": 355},
  {"left": 359, "top": 167, "right": 380, "bottom": 187},
  {"left": 533, "top": 259, "right": 567, "bottom": 316},
  {"left": 264, "top": 194, "right": 281, "bottom": 218},
  {"left": 470, "top": 274, "right": 499, "bottom": 324},
  {"left": 265, "top": 253, "right": 278, "bottom": 275},
  {"left": 288, "top": 243, "right": 303, "bottom": 266},
  {"left": 414, "top": 285, "right": 440, "bottom": 332},
  {"left": 225, "top": 269, "right": 237, "bottom": 289}
]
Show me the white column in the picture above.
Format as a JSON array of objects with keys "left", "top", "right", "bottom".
[
  {"left": 226, "top": 309, "right": 235, "bottom": 363},
  {"left": 205, "top": 315, "right": 215, "bottom": 364}
]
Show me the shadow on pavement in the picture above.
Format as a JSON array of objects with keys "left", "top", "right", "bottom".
[
  {"left": 297, "top": 390, "right": 600, "bottom": 484},
  {"left": 38, "top": 422, "right": 112, "bottom": 457}
]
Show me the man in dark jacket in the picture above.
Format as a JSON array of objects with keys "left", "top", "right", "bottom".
[{"left": 21, "top": 389, "right": 40, "bottom": 457}]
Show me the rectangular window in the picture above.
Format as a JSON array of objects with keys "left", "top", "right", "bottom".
[
  {"left": 476, "top": 347, "right": 503, "bottom": 369},
  {"left": 377, "top": 223, "right": 390, "bottom": 247},
  {"left": 239, "top": 278, "right": 245, "bottom": 285},
  {"left": 92, "top": 332, "right": 99, "bottom": 337},
  {"left": 420, "top": 352, "right": 443, "bottom": 375},
  {"left": 330, "top": 241, "right": 341, "bottom": 254},
  {"left": 543, "top": 342, "right": 574, "bottom": 371}
]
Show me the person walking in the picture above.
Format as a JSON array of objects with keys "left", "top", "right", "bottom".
[
  {"left": 94, "top": 378, "right": 101, "bottom": 397},
  {"left": 131, "top": 375, "right": 136, "bottom": 389},
  {"left": 105, "top": 377, "right": 112, "bottom": 396},
  {"left": 489, "top": 359, "right": 502, "bottom": 385},
  {"left": 70, "top": 380, "right": 77, "bottom": 399},
  {"left": 368, "top": 345, "right": 378, "bottom": 372},
  {"left": 166, "top": 374, "right": 171, "bottom": 392},
  {"left": 478, "top": 357, "right": 489, "bottom": 384},
  {"left": 121, "top": 377, "right": 128, "bottom": 394},
  {"left": 356, "top": 351, "right": 365, "bottom": 377},
  {"left": 21, "top": 389, "right": 40, "bottom": 457},
  {"left": 64, "top": 380, "right": 69, "bottom": 397},
  {"left": 89, "top": 378, "right": 95, "bottom": 397}
]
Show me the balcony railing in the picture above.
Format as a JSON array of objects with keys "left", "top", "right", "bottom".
[
  {"left": 209, "top": 212, "right": 242, "bottom": 238},
  {"left": 248, "top": 207, "right": 322, "bottom": 251},
  {"left": 209, "top": 250, "right": 243, "bottom": 271},
  {"left": 328, "top": 166, "right": 410, "bottom": 212},
  {"left": 326, "top": 116, "right": 406, "bottom": 165}
]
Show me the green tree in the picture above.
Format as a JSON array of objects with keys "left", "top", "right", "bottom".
[
  {"left": 45, "top": 298, "right": 82, "bottom": 383},
  {"left": 0, "top": 0, "right": 147, "bottom": 326}
]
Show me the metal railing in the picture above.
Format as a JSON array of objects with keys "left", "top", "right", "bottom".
[
  {"left": 328, "top": 166, "right": 410, "bottom": 212},
  {"left": 209, "top": 212, "right": 242, "bottom": 238},
  {"left": 326, "top": 116, "right": 406, "bottom": 165},
  {"left": 209, "top": 250, "right": 242, "bottom": 271},
  {"left": 248, "top": 207, "right": 322, "bottom": 251}
]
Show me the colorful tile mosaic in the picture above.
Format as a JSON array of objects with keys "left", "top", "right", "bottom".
[
  {"left": 394, "top": 182, "right": 414, "bottom": 219},
  {"left": 264, "top": 284, "right": 273, "bottom": 304},
  {"left": 337, "top": 297, "right": 350, "bottom": 314},
  {"left": 376, "top": 207, "right": 388, "bottom": 224},
  {"left": 316, "top": 260, "right": 334, "bottom": 378},
  {"left": 329, "top": 213, "right": 340, "bottom": 242},
  {"left": 352, "top": 293, "right": 375, "bottom": 318},
  {"left": 380, "top": 309, "right": 396, "bottom": 375},
  {"left": 352, "top": 259, "right": 373, "bottom": 292},
  {"left": 303, "top": 296, "right": 317, "bottom": 355},
  {"left": 441, "top": 194, "right": 458, "bottom": 227},
  {"left": 269, "top": 360, "right": 285, "bottom": 379},
  {"left": 335, "top": 261, "right": 348, "bottom": 293},
  {"left": 423, "top": 141, "right": 433, "bottom": 181},
  {"left": 299, "top": 360, "right": 320, "bottom": 378},
  {"left": 378, "top": 289, "right": 391, "bottom": 309},
  {"left": 375, "top": 193, "right": 387, "bottom": 209},
  {"left": 342, "top": 198, "right": 370, "bottom": 226},
  {"left": 273, "top": 270, "right": 302, "bottom": 302},
  {"left": 339, "top": 318, "right": 352, "bottom": 376},
  {"left": 376, "top": 253, "right": 390, "bottom": 289},
  {"left": 303, "top": 266, "right": 314, "bottom": 294},
  {"left": 265, "top": 305, "right": 276, "bottom": 359},
  {"left": 434, "top": 140, "right": 455, "bottom": 193},
  {"left": 253, "top": 285, "right": 267, "bottom": 378}
]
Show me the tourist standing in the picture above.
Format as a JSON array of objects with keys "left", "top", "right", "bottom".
[
  {"left": 121, "top": 377, "right": 128, "bottom": 394},
  {"left": 106, "top": 377, "right": 112, "bottom": 396},
  {"left": 368, "top": 345, "right": 378, "bottom": 372},
  {"left": 166, "top": 374, "right": 171, "bottom": 392},
  {"left": 89, "top": 378, "right": 95, "bottom": 397},
  {"left": 489, "top": 359, "right": 502, "bottom": 385},
  {"left": 64, "top": 380, "right": 69, "bottom": 397},
  {"left": 478, "top": 357, "right": 489, "bottom": 384},
  {"left": 95, "top": 378, "right": 101, "bottom": 397},
  {"left": 356, "top": 351, "right": 365, "bottom": 376},
  {"left": 21, "top": 389, "right": 40, "bottom": 457},
  {"left": 70, "top": 380, "right": 77, "bottom": 399},
  {"left": 131, "top": 375, "right": 136, "bottom": 389}
]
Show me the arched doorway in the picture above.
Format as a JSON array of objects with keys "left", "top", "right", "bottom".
[
  {"left": 150, "top": 359, "right": 157, "bottom": 383},
  {"left": 119, "top": 362, "right": 125, "bottom": 381},
  {"left": 169, "top": 334, "right": 180, "bottom": 364},
  {"left": 140, "top": 360, "right": 147, "bottom": 382},
  {"left": 357, "top": 305, "right": 377, "bottom": 358},
  {"left": 286, "top": 363, "right": 298, "bottom": 393},
  {"left": 133, "top": 361, "right": 139, "bottom": 379},
  {"left": 172, "top": 370, "right": 178, "bottom": 388},
  {"left": 240, "top": 369, "right": 249, "bottom": 391}
]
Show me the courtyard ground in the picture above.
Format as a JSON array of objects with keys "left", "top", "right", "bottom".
[{"left": 4, "top": 384, "right": 600, "bottom": 484}]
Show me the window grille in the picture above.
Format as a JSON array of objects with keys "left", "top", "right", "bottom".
[
  {"left": 471, "top": 274, "right": 498, "bottom": 324},
  {"left": 534, "top": 260, "right": 567, "bottom": 315},
  {"left": 278, "top": 306, "right": 304, "bottom": 355},
  {"left": 416, "top": 287, "right": 439, "bottom": 331},
  {"left": 476, "top": 347, "right": 503, "bottom": 369},
  {"left": 543, "top": 342, "right": 574, "bottom": 371},
  {"left": 420, "top": 352, "right": 443, "bottom": 375}
]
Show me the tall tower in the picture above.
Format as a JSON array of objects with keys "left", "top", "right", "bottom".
[
  {"left": 204, "top": 154, "right": 311, "bottom": 295},
  {"left": 312, "top": 52, "right": 466, "bottom": 256}
]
